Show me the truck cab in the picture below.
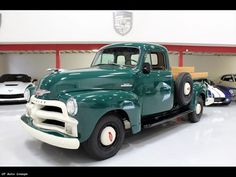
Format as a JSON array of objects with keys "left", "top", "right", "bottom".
[{"left": 21, "top": 43, "right": 208, "bottom": 160}]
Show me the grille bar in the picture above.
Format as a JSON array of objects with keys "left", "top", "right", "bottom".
[
  {"left": 0, "top": 94, "right": 24, "bottom": 99},
  {"left": 214, "top": 98, "right": 225, "bottom": 102}
]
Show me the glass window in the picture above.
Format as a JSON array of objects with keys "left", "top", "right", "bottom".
[
  {"left": 131, "top": 54, "right": 139, "bottom": 65},
  {"left": 151, "top": 54, "right": 158, "bottom": 65},
  {"left": 145, "top": 52, "right": 165, "bottom": 70},
  {"left": 0, "top": 74, "right": 31, "bottom": 83},
  {"left": 233, "top": 75, "right": 236, "bottom": 82},
  {"left": 117, "top": 56, "right": 125, "bottom": 65},
  {"left": 222, "top": 75, "right": 234, "bottom": 82},
  {"left": 144, "top": 53, "right": 152, "bottom": 64},
  {"left": 92, "top": 47, "right": 140, "bottom": 67}
]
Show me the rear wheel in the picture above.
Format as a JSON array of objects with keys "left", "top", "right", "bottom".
[
  {"left": 189, "top": 96, "right": 203, "bottom": 123},
  {"left": 82, "top": 114, "right": 125, "bottom": 160}
]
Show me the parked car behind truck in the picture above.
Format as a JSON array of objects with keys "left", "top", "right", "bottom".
[
  {"left": 216, "top": 74, "right": 236, "bottom": 99},
  {"left": 0, "top": 74, "right": 37, "bottom": 103},
  {"left": 206, "top": 79, "right": 234, "bottom": 105},
  {"left": 20, "top": 43, "right": 210, "bottom": 160}
]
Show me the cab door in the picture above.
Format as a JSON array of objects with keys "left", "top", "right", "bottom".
[{"left": 141, "top": 51, "right": 174, "bottom": 116}]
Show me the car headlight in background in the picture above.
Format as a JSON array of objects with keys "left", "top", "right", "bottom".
[
  {"left": 24, "top": 88, "right": 31, "bottom": 102},
  {"left": 66, "top": 97, "right": 78, "bottom": 116}
]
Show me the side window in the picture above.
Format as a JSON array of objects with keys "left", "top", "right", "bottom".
[
  {"left": 233, "top": 75, "right": 236, "bottom": 82},
  {"left": 149, "top": 52, "right": 166, "bottom": 70},
  {"left": 222, "top": 75, "right": 234, "bottom": 82},
  {"left": 151, "top": 54, "right": 158, "bottom": 65},
  {"left": 144, "top": 53, "right": 152, "bottom": 65}
]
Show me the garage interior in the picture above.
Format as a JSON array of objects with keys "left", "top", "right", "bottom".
[{"left": 1, "top": 10, "right": 236, "bottom": 166}]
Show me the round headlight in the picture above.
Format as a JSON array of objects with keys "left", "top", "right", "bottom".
[
  {"left": 24, "top": 88, "right": 31, "bottom": 102},
  {"left": 66, "top": 97, "right": 78, "bottom": 116}
]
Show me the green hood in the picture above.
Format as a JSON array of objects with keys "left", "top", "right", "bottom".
[{"left": 37, "top": 65, "right": 136, "bottom": 99}]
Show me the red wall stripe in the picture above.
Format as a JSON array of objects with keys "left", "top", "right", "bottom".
[
  {"left": 0, "top": 44, "right": 108, "bottom": 51},
  {"left": 55, "top": 50, "right": 60, "bottom": 68},
  {"left": 1, "top": 44, "right": 236, "bottom": 53},
  {"left": 178, "top": 51, "right": 183, "bottom": 67}
]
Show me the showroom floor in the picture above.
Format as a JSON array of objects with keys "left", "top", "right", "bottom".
[{"left": 0, "top": 102, "right": 236, "bottom": 166}]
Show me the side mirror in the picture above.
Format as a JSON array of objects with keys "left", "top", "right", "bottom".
[{"left": 142, "top": 63, "right": 151, "bottom": 74}]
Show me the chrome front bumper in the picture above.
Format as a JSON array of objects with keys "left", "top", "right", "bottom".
[
  {"left": 20, "top": 117, "right": 80, "bottom": 149},
  {"left": 205, "top": 97, "right": 214, "bottom": 106}
]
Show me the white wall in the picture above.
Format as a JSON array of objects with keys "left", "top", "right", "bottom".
[
  {"left": 0, "top": 55, "right": 6, "bottom": 74},
  {"left": 184, "top": 55, "right": 236, "bottom": 81},
  {"left": 61, "top": 53, "right": 95, "bottom": 69},
  {"left": 61, "top": 53, "right": 179, "bottom": 69},
  {"left": 0, "top": 53, "right": 96, "bottom": 79},
  {"left": 0, "top": 10, "right": 236, "bottom": 45},
  {"left": 169, "top": 54, "right": 179, "bottom": 67},
  {"left": 4, "top": 54, "right": 55, "bottom": 80},
  {"left": 1, "top": 53, "right": 236, "bottom": 82}
]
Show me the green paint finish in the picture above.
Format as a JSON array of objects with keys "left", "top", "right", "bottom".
[
  {"left": 37, "top": 66, "right": 138, "bottom": 100},
  {"left": 59, "top": 90, "right": 141, "bottom": 142},
  {"left": 28, "top": 85, "right": 36, "bottom": 96},
  {"left": 21, "top": 42, "right": 207, "bottom": 144},
  {"left": 189, "top": 81, "right": 207, "bottom": 110},
  {"left": 140, "top": 70, "right": 174, "bottom": 116}
]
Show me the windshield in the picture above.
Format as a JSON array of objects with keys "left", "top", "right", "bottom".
[
  {"left": 91, "top": 47, "right": 140, "bottom": 67},
  {"left": 0, "top": 74, "right": 31, "bottom": 83}
]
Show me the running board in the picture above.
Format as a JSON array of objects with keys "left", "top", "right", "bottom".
[{"left": 142, "top": 109, "right": 193, "bottom": 129}]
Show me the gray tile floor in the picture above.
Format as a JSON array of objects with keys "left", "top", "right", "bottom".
[{"left": 0, "top": 102, "right": 236, "bottom": 166}]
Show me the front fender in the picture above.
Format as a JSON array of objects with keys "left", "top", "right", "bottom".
[{"left": 63, "top": 90, "right": 141, "bottom": 143}]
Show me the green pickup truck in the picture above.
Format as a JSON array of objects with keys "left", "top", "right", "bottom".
[{"left": 21, "top": 43, "right": 211, "bottom": 160}]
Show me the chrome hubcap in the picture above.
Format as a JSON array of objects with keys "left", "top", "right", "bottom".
[
  {"left": 100, "top": 126, "right": 116, "bottom": 146},
  {"left": 184, "top": 82, "right": 191, "bottom": 95},
  {"left": 196, "top": 103, "right": 202, "bottom": 115}
]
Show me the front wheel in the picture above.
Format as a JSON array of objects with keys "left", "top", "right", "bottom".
[
  {"left": 82, "top": 114, "right": 125, "bottom": 160},
  {"left": 188, "top": 96, "right": 203, "bottom": 123}
]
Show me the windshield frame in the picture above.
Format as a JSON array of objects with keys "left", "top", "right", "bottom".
[{"left": 91, "top": 46, "right": 141, "bottom": 69}]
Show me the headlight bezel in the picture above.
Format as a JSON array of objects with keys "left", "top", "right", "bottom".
[{"left": 66, "top": 97, "right": 78, "bottom": 116}]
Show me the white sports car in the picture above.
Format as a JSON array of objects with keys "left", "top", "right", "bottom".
[{"left": 0, "top": 74, "right": 36, "bottom": 103}]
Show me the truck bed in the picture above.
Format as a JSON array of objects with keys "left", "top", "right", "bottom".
[{"left": 171, "top": 67, "right": 208, "bottom": 80}]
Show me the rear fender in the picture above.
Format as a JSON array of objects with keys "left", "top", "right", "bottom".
[{"left": 189, "top": 82, "right": 206, "bottom": 110}]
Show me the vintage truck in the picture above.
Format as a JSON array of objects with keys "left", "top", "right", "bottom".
[{"left": 20, "top": 43, "right": 212, "bottom": 160}]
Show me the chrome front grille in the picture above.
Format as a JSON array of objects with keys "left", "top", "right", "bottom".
[{"left": 26, "top": 95, "right": 78, "bottom": 137}]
